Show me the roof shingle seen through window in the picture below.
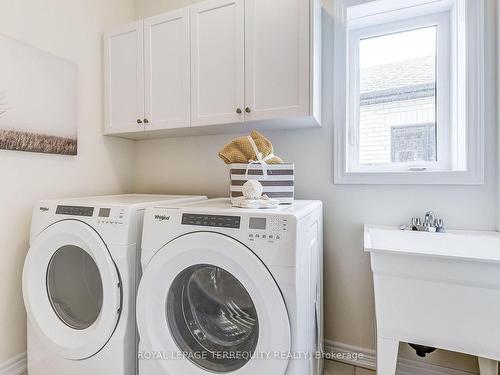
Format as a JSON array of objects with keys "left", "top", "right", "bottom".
[
  {"left": 360, "top": 55, "right": 435, "bottom": 94},
  {"left": 360, "top": 55, "right": 436, "bottom": 105}
]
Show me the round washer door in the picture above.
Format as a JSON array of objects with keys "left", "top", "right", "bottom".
[
  {"left": 137, "top": 232, "right": 291, "bottom": 375},
  {"left": 22, "top": 220, "right": 121, "bottom": 360}
]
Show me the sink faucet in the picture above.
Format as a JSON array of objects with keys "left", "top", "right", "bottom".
[
  {"left": 401, "top": 211, "right": 445, "bottom": 232},
  {"left": 424, "top": 211, "right": 435, "bottom": 231}
]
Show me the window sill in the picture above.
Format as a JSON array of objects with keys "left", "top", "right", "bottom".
[{"left": 334, "top": 169, "right": 484, "bottom": 185}]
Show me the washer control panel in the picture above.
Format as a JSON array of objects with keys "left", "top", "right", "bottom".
[
  {"left": 182, "top": 214, "right": 241, "bottom": 229},
  {"left": 248, "top": 216, "right": 288, "bottom": 242}
]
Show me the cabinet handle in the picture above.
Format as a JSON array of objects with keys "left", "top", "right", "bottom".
[
  {"left": 236, "top": 108, "right": 242, "bottom": 114},
  {"left": 137, "top": 119, "right": 143, "bottom": 124},
  {"left": 143, "top": 118, "right": 149, "bottom": 124},
  {"left": 245, "top": 107, "right": 251, "bottom": 113}
]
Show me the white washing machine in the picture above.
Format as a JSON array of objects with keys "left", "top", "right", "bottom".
[
  {"left": 136, "top": 198, "right": 323, "bottom": 375},
  {"left": 22, "top": 194, "right": 207, "bottom": 375}
]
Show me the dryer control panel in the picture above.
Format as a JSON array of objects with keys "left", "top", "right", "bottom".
[
  {"left": 54, "top": 205, "right": 126, "bottom": 225},
  {"left": 96, "top": 206, "right": 126, "bottom": 225},
  {"left": 56, "top": 205, "right": 94, "bottom": 217}
]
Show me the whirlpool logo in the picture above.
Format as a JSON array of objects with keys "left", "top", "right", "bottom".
[{"left": 154, "top": 214, "right": 170, "bottom": 222}]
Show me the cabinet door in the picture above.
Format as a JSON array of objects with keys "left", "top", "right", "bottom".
[
  {"left": 190, "top": 0, "right": 245, "bottom": 127},
  {"left": 245, "top": 0, "right": 310, "bottom": 121},
  {"left": 144, "top": 9, "right": 190, "bottom": 131},
  {"left": 104, "top": 22, "right": 145, "bottom": 134}
]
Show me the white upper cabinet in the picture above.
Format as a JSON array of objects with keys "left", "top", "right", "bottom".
[
  {"left": 190, "top": 0, "right": 245, "bottom": 127},
  {"left": 104, "top": 0, "right": 321, "bottom": 139},
  {"left": 244, "top": 0, "right": 311, "bottom": 121},
  {"left": 144, "top": 9, "right": 191, "bottom": 130},
  {"left": 104, "top": 22, "right": 145, "bottom": 134}
]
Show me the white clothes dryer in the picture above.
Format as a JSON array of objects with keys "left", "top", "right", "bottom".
[{"left": 22, "top": 194, "right": 207, "bottom": 375}]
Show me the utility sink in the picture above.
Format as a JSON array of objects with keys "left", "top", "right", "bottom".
[{"left": 365, "top": 225, "right": 500, "bottom": 375}]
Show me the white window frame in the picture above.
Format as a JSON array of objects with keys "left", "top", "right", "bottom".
[
  {"left": 348, "top": 14, "right": 450, "bottom": 172},
  {"left": 333, "top": 0, "right": 484, "bottom": 185}
]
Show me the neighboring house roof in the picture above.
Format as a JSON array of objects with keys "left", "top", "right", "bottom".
[{"left": 360, "top": 55, "right": 436, "bottom": 105}]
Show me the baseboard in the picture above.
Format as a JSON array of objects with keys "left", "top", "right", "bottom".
[
  {"left": 324, "top": 340, "right": 476, "bottom": 375},
  {"left": 0, "top": 353, "right": 26, "bottom": 375},
  {"left": 324, "top": 340, "right": 377, "bottom": 370}
]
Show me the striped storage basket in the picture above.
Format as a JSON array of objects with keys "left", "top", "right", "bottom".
[{"left": 229, "top": 163, "right": 295, "bottom": 205}]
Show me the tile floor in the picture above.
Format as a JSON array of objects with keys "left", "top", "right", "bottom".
[{"left": 324, "top": 360, "right": 376, "bottom": 375}]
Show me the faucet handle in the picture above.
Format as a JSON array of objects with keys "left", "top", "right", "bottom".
[
  {"left": 411, "top": 217, "right": 422, "bottom": 230},
  {"left": 434, "top": 218, "right": 445, "bottom": 232}
]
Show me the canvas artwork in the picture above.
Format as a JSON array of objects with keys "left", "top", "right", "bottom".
[{"left": 0, "top": 35, "right": 77, "bottom": 155}]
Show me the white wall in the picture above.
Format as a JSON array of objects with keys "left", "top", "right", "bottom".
[
  {"left": 135, "top": 0, "right": 199, "bottom": 18},
  {"left": 0, "top": 0, "right": 136, "bottom": 364},
  {"left": 497, "top": 0, "right": 500, "bottom": 235},
  {"left": 133, "top": 0, "right": 498, "bottom": 372}
]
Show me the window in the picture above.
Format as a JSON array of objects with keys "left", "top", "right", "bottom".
[{"left": 334, "top": 0, "right": 484, "bottom": 184}]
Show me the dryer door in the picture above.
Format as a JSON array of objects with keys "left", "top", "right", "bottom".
[
  {"left": 23, "top": 220, "right": 122, "bottom": 360},
  {"left": 137, "top": 232, "right": 291, "bottom": 375}
]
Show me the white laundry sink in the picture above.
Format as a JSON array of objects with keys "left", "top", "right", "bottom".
[{"left": 364, "top": 225, "right": 500, "bottom": 375}]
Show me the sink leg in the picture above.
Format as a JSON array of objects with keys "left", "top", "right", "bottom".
[
  {"left": 377, "top": 337, "right": 399, "bottom": 375},
  {"left": 478, "top": 357, "right": 498, "bottom": 375}
]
